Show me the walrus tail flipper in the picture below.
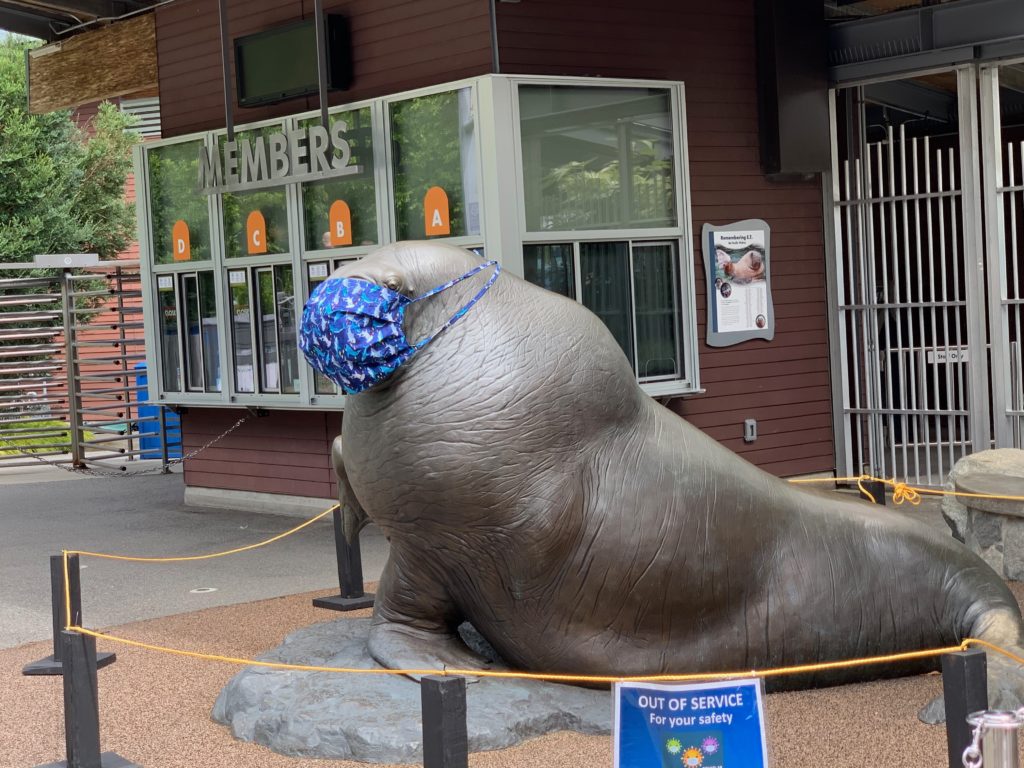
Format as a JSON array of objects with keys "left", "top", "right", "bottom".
[{"left": 919, "top": 606, "right": 1024, "bottom": 724}]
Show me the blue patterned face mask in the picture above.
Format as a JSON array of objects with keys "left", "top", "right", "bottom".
[{"left": 299, "top": 260, "right": 500, "bottom": 395}]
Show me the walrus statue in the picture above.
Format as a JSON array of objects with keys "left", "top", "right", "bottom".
[{"left": 300, "top": 241, "right": 1024, "bottom": 720}]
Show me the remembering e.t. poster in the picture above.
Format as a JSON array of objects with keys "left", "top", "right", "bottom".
[
  {"left": 614, "top": 679, "right": 769, "bottom": 768},
  {"left": 701, "top": 219, "right": 774, "bottom": 347}
]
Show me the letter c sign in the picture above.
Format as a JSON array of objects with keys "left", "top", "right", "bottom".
[{"left": 246, "top": 210, "right": 267, "bottom": 255}]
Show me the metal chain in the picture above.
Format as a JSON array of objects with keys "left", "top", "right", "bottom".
[{"left": 0, "top": 413, "right": 250, "bottom": 479}]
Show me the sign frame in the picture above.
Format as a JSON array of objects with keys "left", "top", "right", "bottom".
[
  {"left": 701, "top": 219, "right": 774, "bottom": 347},
  {"left": 613, "top": 678, "right": 769, "bottom": 768}
]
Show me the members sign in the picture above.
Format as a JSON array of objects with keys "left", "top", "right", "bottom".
[{"left": 614, "top": 679, "right": 768, "bottom": 768}]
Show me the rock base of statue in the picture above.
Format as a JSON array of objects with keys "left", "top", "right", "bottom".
[{"left": 213, "top": 618, "right": 611, "bottom": 762}]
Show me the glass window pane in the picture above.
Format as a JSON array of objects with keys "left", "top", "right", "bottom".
[
  {"left": 523, "top": 243, "right": 575, "bottom": 298},
  {"left": 306, "top": 262, "right": 337, "bottom": 395},
  {"left": 228, "top": 270, "right": 255, "bottom": 393},
  {"left": 256, "top": 268, "right": 279, "bottom": 392},
  {"left": 221, "top": 126, "right": 289, "bottom": 258},
  {"left": 157, "top": 278, "right": 181, "bottom": 392},
  {"left": 518, "top": 85, "right": 676, "bottom": 231},
  {"left": 390, "top": 88, "right": 481, "bottom": 240},
  {"left": 632, "top": 244, "right": 682, "bottom": 381},
  {"left": 580, "top": 242, "right": 634, "bottom": 367},
  {"left": 182, "top": 274, "right": 203, "bottom": 391},
  {"left": 199, "top": 272, "right": 221, "bottom": 392},
  {"left": 275, "top": 264, "right": 299, "bottom": 394},
  {"left": 148, "top": 140, "right": 211, "bottom": 264},
  {"left": 301, "top": 108, "right": 378, "bottom": 251}
]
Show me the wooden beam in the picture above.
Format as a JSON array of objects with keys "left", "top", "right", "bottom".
[{"left": 27, "top": 13, "right": 157, "bottom": 114}]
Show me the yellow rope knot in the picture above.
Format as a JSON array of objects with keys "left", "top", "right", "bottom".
[{"left": 890, "top": 481, "right": 921, "bottom": 506}]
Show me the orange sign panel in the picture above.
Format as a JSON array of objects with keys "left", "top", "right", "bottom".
[
  {"left": 328, "top": 200, "right": 353, "bottom": 247},
  {"left": 424, "top": 186, "right": 450, "bottom": 236},
  {"left": 246, "top": 210, "right": 267, "bottom": 255},
  {"left": 172, "top": 219, "right": 191, "bottom": 261}
]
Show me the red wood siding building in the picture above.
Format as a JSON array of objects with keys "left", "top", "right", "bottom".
[{"left": 149, "top": 0, "right": 832, "bottom": 502}]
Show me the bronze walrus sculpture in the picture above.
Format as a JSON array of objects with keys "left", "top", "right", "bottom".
[{"left": 301, "top": 241, "right": 1024, "bottom": 720}]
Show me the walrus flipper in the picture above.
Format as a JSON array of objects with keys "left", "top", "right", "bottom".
[
  {"left": 919, "top": 606, "right": 1024, "bottom": 723},
  {"left": 331, "top": 436, "right": 369, "bottom": 542},
  {"left": 367, "top": 556, "right": 492, "bottom": 680}
]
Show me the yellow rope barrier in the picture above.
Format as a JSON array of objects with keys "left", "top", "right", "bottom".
[
  {"left": 65, "top": 504, "right": 337, "bottom": 563},
  {"left": 66, "top": 622, "right": 985, "bottom": 684}
]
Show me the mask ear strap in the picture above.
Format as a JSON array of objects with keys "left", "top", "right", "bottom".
[{"left": 411, "top": 261, "right": 500, "bottom": 349}]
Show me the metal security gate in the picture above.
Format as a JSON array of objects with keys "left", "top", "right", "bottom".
[
  {"left": 830, "top": 69, "right": 990, "bottom": 486},
  {"left": 0, "top": 260, "right": 179, "bottom": 471},
  {"left": 981, "top": 60, "right": 1024, "bottom": 451}
]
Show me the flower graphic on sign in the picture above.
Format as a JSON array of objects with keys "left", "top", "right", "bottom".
[
  {"left": 701, "top": 737, "right": 720, "bottom": 754},
  {"left": 681, "top": 747, "right": 703, "bottom": 766},
  {"left": 665, "top": 738, "right": 682, "bottom": 755}
]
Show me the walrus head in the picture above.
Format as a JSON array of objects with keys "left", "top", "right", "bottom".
[{"left": 304, "top": 242, "right": 500, "bottom": 396}]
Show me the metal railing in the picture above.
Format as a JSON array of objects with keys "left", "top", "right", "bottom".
[{"left": 0, "top": 259, "right": 179, "bottom": 472}]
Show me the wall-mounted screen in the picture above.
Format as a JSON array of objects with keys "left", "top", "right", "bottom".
[{"left": 235, "top": 15, "right": 352, "bottom": 108}]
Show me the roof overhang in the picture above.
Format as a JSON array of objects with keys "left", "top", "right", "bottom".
[{"left": 0, "top": 1, "right": 163, "bottom": 41}]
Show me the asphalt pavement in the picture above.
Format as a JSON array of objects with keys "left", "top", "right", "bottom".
[{"left": 0, "top": 467, "right": 389, "bottom": 649}]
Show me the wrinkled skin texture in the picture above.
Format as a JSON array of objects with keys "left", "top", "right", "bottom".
[{"left": 328, "top": 242, "right": 1024, "bottom": 717}]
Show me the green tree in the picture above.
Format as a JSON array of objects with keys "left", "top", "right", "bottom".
[{"left": 0, "top": 36, "right": 138, "bottom": 263}]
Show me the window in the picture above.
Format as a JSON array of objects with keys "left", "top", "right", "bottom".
[
  {"left": 301, "top": 108, "right": 378, "bottom": 251},
  {"left": 518, "top": 85, "right": 676, "bottom": 231},
  {"left": 147, "top": 140, "right": 211, "bottom": 264},
  {"left": 306, "top": 261, "right": 339, "bottom": 395},
  {"left": 154, "top": 271, "right": 221, "bottom": 393},
  {"left": 524, "top": 241, "right": 684, "bottom": 383},
  {"left": 390, "top": 88, "right": 481, "bottom": 240},
  {"left": 253, "top": 264, "right": 299, "bottom": 394},
  {"left": 220, "top": 125, "right": 290, "bottom": 259}
]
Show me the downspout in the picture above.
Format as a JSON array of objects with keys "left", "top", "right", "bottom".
[{"left": 489, "top": 0, "right": 500, "bottom": 73}]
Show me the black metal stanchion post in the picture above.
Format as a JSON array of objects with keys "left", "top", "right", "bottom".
[
  {"left": 35, "top": 631, "right": 138, "bottom": 768},
  {"left": 859, "top": 479, "right": 886, "bottom": 505},
  {"left": 943, "top": 649, "right": 988, "bottom": 768},
  {"left": 24, "top": 555, "right": 116, "bottom": 676},
  {"left": 421, "top": 676, "right": 468, "bottom": 768},
  {"left": 312, "top": 507, "right": 374, "bottom": 611}
]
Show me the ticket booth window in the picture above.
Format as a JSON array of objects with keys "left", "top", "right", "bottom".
[
  {"left": 227, "top": 269, "right": 255, "bottom": 393},
  {"left": 390, "top": 87, "right": 481, "bottom": 240},
  {"left": 518, "top": 85, "right": 676, "bottom": 232},
  {"left": 148, "top": 139, "right": 211, "bottom": 264},
  {"left": 301, "top": 107, "right": 378, "bottom": 251},
  {"left": 524, "top": 240, "right": 684, "bottom": 384},
  {"left": 220, "top": 125, "right": 290, "bottom": 259},
  {"left": 156, "top": 276, "right": 181, "bottom": 392}
]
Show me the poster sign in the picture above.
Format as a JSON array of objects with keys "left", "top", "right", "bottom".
[
  {"left": 424, "top": 186, "right": 451, "bottom": 236},
  {"left": 614, "top": 679, "right": 768, "bottom": 768},
  {"left": 701, "top": 220, "right": 773, "bottom": 347}
]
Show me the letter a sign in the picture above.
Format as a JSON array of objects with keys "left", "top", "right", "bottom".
[
  {"left": 329, "top": 200, "right": 353, "bottom": 246},
  {"left": 424, "top": 186, "right": 450, "bottom": 236},
  {"left": 172, "top": 220, "right": 191, "bottom": 261},
  {"left": 246, "top": 210, "right": 267, "bottom": 255}
]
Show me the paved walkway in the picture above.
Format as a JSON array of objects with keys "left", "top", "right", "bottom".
[{"left": 0, "top": 467, "right": 388, "bottom": 649}]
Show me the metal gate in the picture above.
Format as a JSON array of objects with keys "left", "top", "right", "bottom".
[
  {"left": 0, "top": 260, "right": 179, "bottom": 472},
  {"left": 830, "top": 68, "right": 990, "bottom": 486},
  {"left": 981, "top": 60, "right": 1024, "bottom": 451}
]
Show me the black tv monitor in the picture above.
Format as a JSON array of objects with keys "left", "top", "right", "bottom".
[{"left": 235, "top": 15, "right": 352, "bottom": 108}]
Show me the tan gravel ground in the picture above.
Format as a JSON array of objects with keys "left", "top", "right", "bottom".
[{"left": 4, "top": 583, "right": 1024, "bottom": 768}]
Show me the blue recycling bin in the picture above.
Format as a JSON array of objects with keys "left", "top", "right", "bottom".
[{"left": 134, "top": 362, "right": 181, "bottom": 460}]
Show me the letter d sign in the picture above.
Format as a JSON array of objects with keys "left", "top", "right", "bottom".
[
  {"left": 246, "top": 210, "right": 267, "bottom": 255},
  {"left": 172, "top": 220, "right": 191, "bottom": 261}
]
